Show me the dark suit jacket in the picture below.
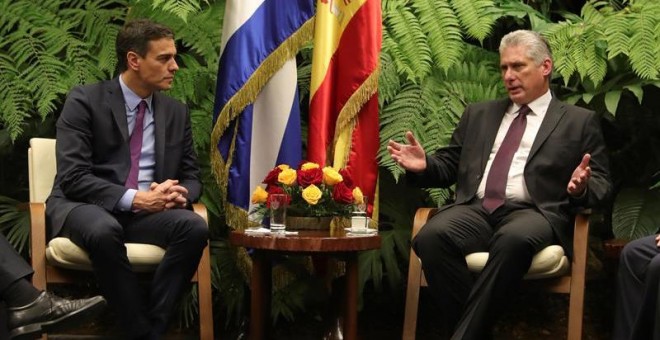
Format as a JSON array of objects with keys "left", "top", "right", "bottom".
[
  {"left": 407, "top": 97, "right": 611, "bottom": 256},
  {"left": 46, "top": 78, "right": 201, "bottom": 239}
]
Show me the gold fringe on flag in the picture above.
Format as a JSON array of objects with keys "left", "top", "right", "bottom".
[{"left": 331, "top": 65, "right": 380, "bottom": 153}]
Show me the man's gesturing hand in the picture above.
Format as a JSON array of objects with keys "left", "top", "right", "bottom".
[
  {"left": 567, "top": 154, "right": 591, "bottom": 197},
  {"left": 387, "top": 131, "right": 427, "bottom": 173}
]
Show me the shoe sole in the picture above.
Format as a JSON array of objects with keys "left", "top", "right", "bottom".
[{"left": 9, "top": 296, "right": 107, "bottom": 340}]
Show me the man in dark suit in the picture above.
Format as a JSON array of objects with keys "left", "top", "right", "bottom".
[
  {"left": 388, "top": 29, "right": 611, "bottom": 339},
  {"left": 613, "top": 233, "right": 660, "bottom": 339},
  {"left": 1, "top": 233, "right": 106, "bottom": 339},
  {"left": 45, "top": 19, "right": 208, "bottom": 339}
]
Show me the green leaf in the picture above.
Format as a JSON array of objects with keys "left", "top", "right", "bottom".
[
  {"left": 604, "top": 90, "right": 622, "bottom": 115},
  {"left": 612, "top": 187, "right": 660, "bottom": 241},
  {"left": 624, "top": 84, "right": 644, "bottom": 104}
]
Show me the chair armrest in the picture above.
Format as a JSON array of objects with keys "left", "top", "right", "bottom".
[
  {"left": 572, "top": 210, "right": 590, "bottom": 268},
  {"left": 412, "top": 208, "right": 438, "bottom": 239}
]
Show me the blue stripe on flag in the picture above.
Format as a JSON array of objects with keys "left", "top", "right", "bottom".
[{"left": 213, "top": 0, "right": 315, "bottom": 120}]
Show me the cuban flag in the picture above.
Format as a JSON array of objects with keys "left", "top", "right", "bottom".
[{"left": 211, "top": 0, "right": 315, "bottom": 229}]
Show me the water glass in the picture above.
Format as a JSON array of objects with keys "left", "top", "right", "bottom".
[
  {"left": 351, "top": 196, "right": 368, "bottom": 231},
  {"left": 269, "top": 194, "right": 287, "bottom": 233}
]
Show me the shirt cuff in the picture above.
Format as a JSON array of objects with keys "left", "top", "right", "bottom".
[{"left": 116, "top": 189, "right": 137, "bottom": 212}]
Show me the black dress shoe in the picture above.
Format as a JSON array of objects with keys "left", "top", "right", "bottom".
[{"left": 7, "top": 291, "right": 107, "bottom": 339}]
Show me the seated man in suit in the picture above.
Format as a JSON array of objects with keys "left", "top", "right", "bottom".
[
  {"left": 613, "top": 233, "right": 660, "bottom": 339},
  {"left": 45, "top": 19, "right": 208, "bottom": 339},
  {"left": 388, "top": 29, "right": 611, "bottom": 339},
  {"left": 1, "top": 233, "right": 106, "bottom": 339}
]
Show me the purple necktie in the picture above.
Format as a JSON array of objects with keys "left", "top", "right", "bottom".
[
  {"left": 125, "top": 100, "right": 147, "bottom": 189},
  {"left": 482, "top": 105, "right": 531, "bottom": 213}
]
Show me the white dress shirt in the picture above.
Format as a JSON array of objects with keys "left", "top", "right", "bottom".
[{"left": 476, "top": 90, "right": 552, "bottom": 203}]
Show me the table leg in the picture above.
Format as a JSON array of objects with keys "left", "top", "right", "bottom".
[
  {"left": 344, "top": 253, "right": 358, "bottom": 340},
  {"left": 250, "top": 251, "right": 271, "bottom": 340}
]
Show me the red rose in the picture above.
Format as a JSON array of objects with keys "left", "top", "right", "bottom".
[
  {"left": 332, "top": 182, "right": 354, "bottom": 204},
  {"left": 339, "top": 168, "right": 354, "bottom": 188},
  {"left": 263, "top": 167, "right": 283, "bottom": 186},
  {"left": 297, "top": 167, "right": 323, "bottom": 187},
  {"left": 265, "top": 186, "right": 290, "bottom": 208}
]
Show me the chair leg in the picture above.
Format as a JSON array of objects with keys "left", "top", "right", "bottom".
[
  {"left": 197, "top": 243, "right": 214, "bottom": 340},
  {"left": 29, "top": 202, "right": 48, "bottom": 291},
  {"left": 403, "top": 254, "right": 422, "bottom": 340},
  {"left": 567, "top": 280, "right": 585, "bottom": 340},
  {"left": 567, "top": 212, "right": 589, "bottom": 340}
]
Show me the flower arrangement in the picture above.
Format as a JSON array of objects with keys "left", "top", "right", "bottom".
[{"left": 250, "top": 162, "right": 365, "bottom": 219}]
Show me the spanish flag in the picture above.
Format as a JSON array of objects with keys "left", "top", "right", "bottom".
[{"left": 308, "top": 0, "right": 381, "bottom": 218}]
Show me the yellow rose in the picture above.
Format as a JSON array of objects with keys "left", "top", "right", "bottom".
[
  {"left": 300, "top": 162, "right": 320, "bottom": 170},
  {"left": 251, "top": 186, "right": 268, "bottom": 204},
  {"left": 352, "top": 187, "right": 364, "bottom": 204},
  {"left": 322, "top": 166, "right": 343, "bottom": 185},
  {"left": 278, "top": 168, "right": 297, "bottom": 185},
  {"left": 276, "top": 164, "right": 290, "bottom": 170},
  {"left": 302, "top": 184, "right": 323, "bottom": 205}
]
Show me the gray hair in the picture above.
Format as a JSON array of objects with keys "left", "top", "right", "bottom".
[{"left": 499, "top": 30, "right": 553, "bottom": 66}]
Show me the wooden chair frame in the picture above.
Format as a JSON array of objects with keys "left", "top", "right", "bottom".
[
  {"left": 403, "top": 207, "right": 590, "bottom": 340},
  {"left": 28, "top": 139, "right": 214, "bottom": 339}
]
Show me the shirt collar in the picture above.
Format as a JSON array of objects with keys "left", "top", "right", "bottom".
[
  {"left": 118, "top": 75, "right": 153, "bottom": 113},
  {"left": 512, "top": 89, "right": 552, "bottom": 116}
]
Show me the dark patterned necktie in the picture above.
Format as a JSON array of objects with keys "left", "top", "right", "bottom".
[
  {"left": 125, "top": 100, "right": 147, "bottom": 189},
  {"left": 482, "top": 105, "right": 531, "bottom": 213}
]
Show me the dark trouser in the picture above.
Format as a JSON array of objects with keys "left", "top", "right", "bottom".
[
  {"left": 613, "top": 234, "right": 660, "bottom": 340},
  {"left": 0, "top": 234, "right": 34, "bottom": 296},
  {"left": 61, "top": 204, "right": 208, "bottom": 339},
  {"left": 412, "top": 199, "right": 554, "bottom": 340}
]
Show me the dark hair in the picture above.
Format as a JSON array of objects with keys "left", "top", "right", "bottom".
[{"left": 115, "top": 19, "right": 175, "bottom": 72}]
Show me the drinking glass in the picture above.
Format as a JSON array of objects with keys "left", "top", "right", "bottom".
[
  {"left": 269, "top": 194, "right": 287, "bottom": 233},
  {"left": 351, "top": 196, "right": 368, "bottom": 231}
]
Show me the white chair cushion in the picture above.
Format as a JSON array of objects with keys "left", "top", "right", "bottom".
[
  {"left": 46, "top": 237, "right": 166, "bottom": 272},
  {"left": 465, "top": 245, "right": 569, "bottom": 280}
]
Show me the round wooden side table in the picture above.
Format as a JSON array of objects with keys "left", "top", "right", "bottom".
[{"left": 230, "top": 228, "right": 381, "bottom": 340}]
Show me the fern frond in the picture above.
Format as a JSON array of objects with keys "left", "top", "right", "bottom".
[
  {"left": 578, "top": 24, "right": 607, "bottom": 85},
  {"left": 170, "top": 2, "right": 224, "bottom": 62},
  {"left": 603, "top": 11, "right": 631, "bottom": 59},
  {"left": 544, "top": 22, "right": 580, "bottom": 85},
  {"left": 412, "top": 0, "right": 463, "bottom": 71},
  {"left": 382, "top": 5, "right": 432, "bottom": 82},
  {"left": 377, "top": 51, "right": 402, "bottom": 106},
  {"left": 378, "top": 84, "right": 425, "bottom": 179},
  {"left": 449, "top": 0, "right": 496, "bottom": 43},
  {"left": 135, "top": 0, "right": 201, "bottom": 22},
  {"left": 628, "top": 8, "right": 659, "bottom": 79}
]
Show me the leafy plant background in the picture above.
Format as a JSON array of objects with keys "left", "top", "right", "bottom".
[{"left": 2, "top": 0, "right": 660, "bottom": 335}]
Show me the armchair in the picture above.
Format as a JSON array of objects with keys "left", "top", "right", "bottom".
[{"left": 403, "top": 207, "right": 590, "bottom": 340}]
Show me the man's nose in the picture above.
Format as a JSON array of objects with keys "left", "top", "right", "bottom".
[
  {"left": 503, "top": 69, "right": 514, "bottom": 81},
  {"left": 170, "top": 59, "right": 179, "bottom": 72}
]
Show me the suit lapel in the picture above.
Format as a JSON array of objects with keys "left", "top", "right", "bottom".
[
  {"left": 153, "top": 92, "right": 167, "bottom": 181},
  {"left": 108, "top": 79, "right": 129, "bottom": 142},
  {"left": 528, "top": 97, "right": 566, "bottom": 162},
  {"left": 479, "top": 99, "right": 511, "bottom": 172}
]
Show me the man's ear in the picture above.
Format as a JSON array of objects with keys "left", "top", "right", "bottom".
[
  {"left": 126, "top": 51, "right": 140, "bottom": 71},
  {"left": 542, "top": 58, "right": 553, "bottom": 77}
]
